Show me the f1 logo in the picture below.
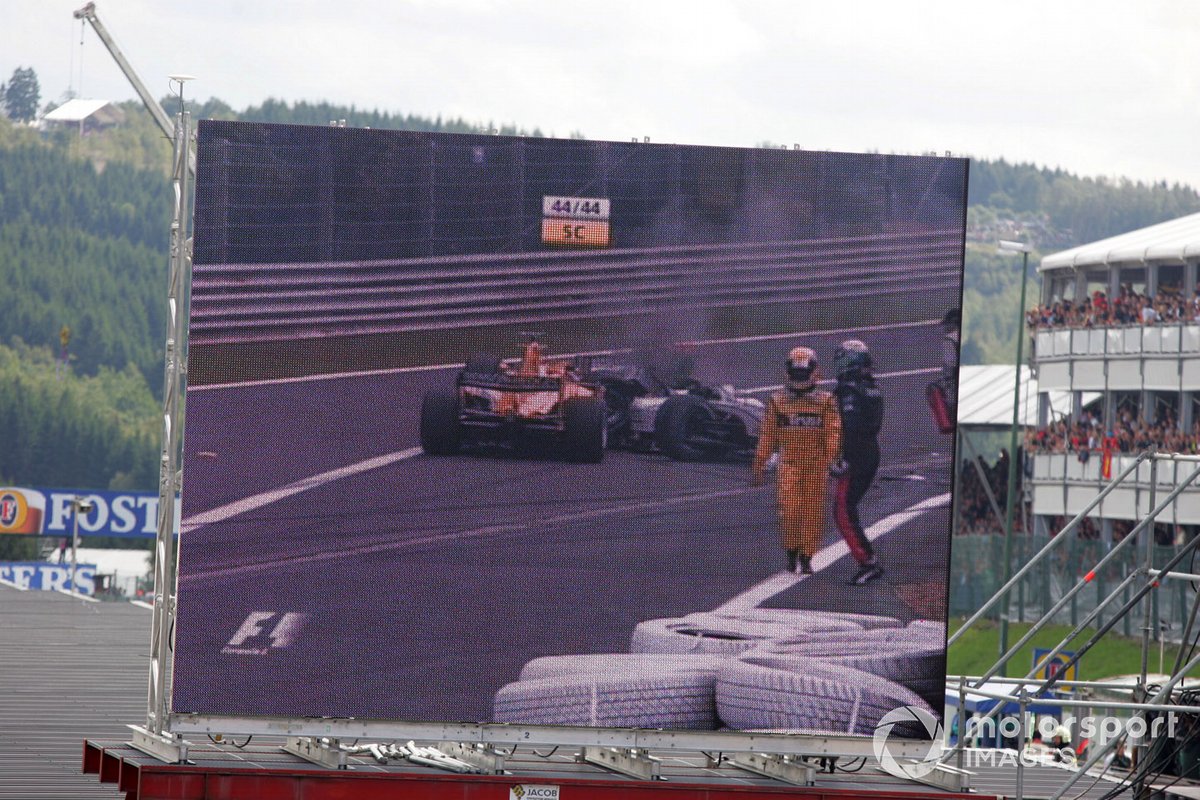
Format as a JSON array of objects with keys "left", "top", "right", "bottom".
[{"left": 222, "top": 611, "right": 307, "bottom": 655}]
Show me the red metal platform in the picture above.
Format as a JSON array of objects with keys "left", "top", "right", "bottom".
[{"left": 83, "top": 739, "right": 986, "bottom": 800}]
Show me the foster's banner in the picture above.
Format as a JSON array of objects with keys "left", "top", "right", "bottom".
[
  {"left": 0, "top": 487, "right": 178, "bottom": 539},
  {"left": 0, "top": 487, "right": 46, "bottom": 534},
  {"left": 0, "top": 562, "right": 96, "bottom": 595}
]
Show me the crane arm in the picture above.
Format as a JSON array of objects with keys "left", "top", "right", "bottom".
[{"left": 73, "top": 2, "right": 175, "bottom": 141}]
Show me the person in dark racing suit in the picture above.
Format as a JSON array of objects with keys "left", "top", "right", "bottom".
[{"left": 831, "top": 339, "right": 885, "bottom": 586}]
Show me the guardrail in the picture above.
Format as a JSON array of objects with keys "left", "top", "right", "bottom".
[
  {"left": 1031, "top": 452, "right": 1196, "bottom": 486},
  {"left": 1034, "top": 323, "right": 1200, "bottom": 361},
  {"left": 1030, "top": 452, "right": 1200, "bottom": 525},
  {"left": 189, "top": 229, "right": 963, "bottom": 346}
]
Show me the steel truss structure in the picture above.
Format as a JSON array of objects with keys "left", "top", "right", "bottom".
[
  {"left": 946, "top": 449, "right": 1200, "bottom": 799},
  {"left": 128, "top": 109, "right": 191, "bottom": 764}
]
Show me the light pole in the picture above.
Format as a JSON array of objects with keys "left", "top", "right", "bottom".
[
  {"left": 997, "top": 239, "right": 1033, "bottom": 675},
  {"left": 70, "top": 496, "right": 94, "bottom": 595}
]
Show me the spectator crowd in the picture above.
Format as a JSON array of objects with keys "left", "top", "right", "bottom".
[
  {"left": 1030, "top": 283, "right": 1200, "bottom": 330},
  {"left": 1027, "top": 404, "right": 1200, "bottom": 457},
  {"left": 955, "top": 449, "right": 1029, "bottom": 537}
]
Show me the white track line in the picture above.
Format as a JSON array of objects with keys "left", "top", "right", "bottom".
[
  {"left": 714, "top": 492, "right": 951, "bottom": 613},
  {"left": 54, "top": 587, "right": 100, "bottom": 603},
  {"left": 0, "top": 576, "right": 28, "bottom": 591},
  {"left": 130, "top": 599, "right": 155, "bottom": 610},
  {"left": 181, "top": 447, "right": 423, "bottom": 533},
  {"left": 189, "top": 318, "right": 942, "bottom": 392}
]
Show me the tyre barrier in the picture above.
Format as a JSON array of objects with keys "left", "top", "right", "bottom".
[
  {"left": 708, "top": 607, "right": 904, "bottom": 631},
  {"left": 494, "top": 669, "right": 719, "bottom": 730},
  {"left": 906, "top": 619, "right": 947, "bottom": 638},
  {"left": 737, "top": 627, "right": 946, "bottom": 709},
  {"left": 518, "top": 653, "right": 728, "bottom": 682},
  {"left": 629, "top": 612, "right": 865, "bottom": 656},
  {"left": 715, "top": 658, "right": 933, "bottom": 736}
]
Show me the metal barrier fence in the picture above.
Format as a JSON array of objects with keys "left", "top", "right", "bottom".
[
  {"left": 189, "top": 229, "right": 964, "bottom": 345},
  {"left": 1035, "top": 322, "right": 1200, "bottom": 360},
  {"left": 1031, "top": 452, "right": 1200, "bottom": 524},
  {"left": 950, "top": 532, "right": 1197, "bottom": 639}
]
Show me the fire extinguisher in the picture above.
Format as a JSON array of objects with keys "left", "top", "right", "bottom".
[{"left": 927, "top": 381, "right": 955, "bottom": 434}]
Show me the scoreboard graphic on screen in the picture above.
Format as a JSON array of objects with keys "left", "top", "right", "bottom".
[
  {"left": 174, "top": 122, "right": 967, "bottom": 742},
  {"left": 541, "top": 195, "right": 611, "bottom": 248}
]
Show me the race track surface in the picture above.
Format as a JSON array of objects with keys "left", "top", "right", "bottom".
[{"left": 172, "top": 320, "right": 954, "bottom": 724}]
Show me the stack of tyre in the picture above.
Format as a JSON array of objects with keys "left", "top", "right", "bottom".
[{"left": 493, "top": 609, "right": 945, "bottom": 735}]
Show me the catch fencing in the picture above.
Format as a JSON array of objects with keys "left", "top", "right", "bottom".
[{"left": 189, "top": 229, "right": 963, "bottom": 345}]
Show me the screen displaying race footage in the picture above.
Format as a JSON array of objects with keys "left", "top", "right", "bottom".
[{"left": 174, "top": 121, "right": 967, "bottom": 739}]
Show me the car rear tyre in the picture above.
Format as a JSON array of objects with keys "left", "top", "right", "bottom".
[
  {"left": 420, "top": 387, "right": 461, "bottom": 455},
  {"left": 656, "top": 394, "right": 711, "bottom": 461},
  {"left": 562, "top": 398, "right": 606, "bottom": 463}
]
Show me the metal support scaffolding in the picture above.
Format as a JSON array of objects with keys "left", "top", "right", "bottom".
[
  {"left": 949, "top": 449, "right": 1200, "bottom": 800},
  {"left": 581, "top": 747, "right": 661, "bottom": 780},
  {"left": 725, "top": 753, "right": 815, "bottom": 787},
  {"left": 948, "top": 449, "right": 1152, "bottom": 646},
  {"left": 283, "top": 737, "right": 347, "bottom": 770},
  {"left": 143, "top": 110, "right": 190, "bottom": 747}
]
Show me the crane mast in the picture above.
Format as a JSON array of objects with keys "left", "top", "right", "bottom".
[{"left": 72, "top": 3, "right": 194, "bottom": 755}]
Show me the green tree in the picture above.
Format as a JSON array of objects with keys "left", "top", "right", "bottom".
[{"left": 3, "top": 67, "right": 40, "bottom": 123}]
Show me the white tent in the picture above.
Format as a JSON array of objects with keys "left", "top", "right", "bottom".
[
  {"left": 1039, "top": 211, "right": 1200, "bottom": 271},
  {"left": 956, "top": 364, "right": 1098, "bottom": 430},
  {"left": 41, "top": 98, "right": 124, "bottom": 129}
]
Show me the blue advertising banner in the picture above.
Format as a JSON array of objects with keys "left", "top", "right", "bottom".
[
  {"left": 0, "top": 487, "right": 177, "bottom": 539},
  {"left": 0, "top": 562, "right": 96, "bottom": 595}
]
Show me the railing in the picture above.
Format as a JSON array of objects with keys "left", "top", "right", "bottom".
[
  {"left": 1030, "top": 452, "right": 1200, "bottom": 486},
  {"left": 1030, "top": 451, "right": 1200, "bottom": 525},
  {"left": 189, "top": 229, "right": 963, "bottom": 346},
  {"left": 1034, "top": 322, "right": 1200, "bottom": 360}
]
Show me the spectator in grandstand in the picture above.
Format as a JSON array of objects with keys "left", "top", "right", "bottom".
[
  {"left": 1030, "top": 285, "right": 1200, "bottom": 331},
  {"left": 1141, "top": 296, "right": 1160, "bottom": 324}
]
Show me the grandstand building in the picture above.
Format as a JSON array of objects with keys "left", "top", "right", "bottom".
[{"left": 1031, "top": 211, "right": 1200, "bottom": 536}]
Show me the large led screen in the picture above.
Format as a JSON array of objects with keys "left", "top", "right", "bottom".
[{"left": 175, "top": 121, "right": 967, "bottom": 740}]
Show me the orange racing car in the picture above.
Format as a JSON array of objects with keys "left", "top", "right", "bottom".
[{"left": 419, "top": 335, "right": 607, "bottom": 463}]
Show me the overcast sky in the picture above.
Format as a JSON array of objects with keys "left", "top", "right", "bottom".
[{"left": 6, "top": 1, "right": 1199, "bottom": 190}]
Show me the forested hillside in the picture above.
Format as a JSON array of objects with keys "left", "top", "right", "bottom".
[
  {"left": 0, "top": 115, "right": 167, "bottom": 501},
  {"left": 961, "top": 162, "right": 1200, "bottom": 364},
  {"left": 3, "top": 94, "right": 1199, "bottom": 496}
]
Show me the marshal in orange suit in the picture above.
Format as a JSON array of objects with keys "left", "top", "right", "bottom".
[{"left": 751, "top": 347, "right": 842, "bottom": 575}]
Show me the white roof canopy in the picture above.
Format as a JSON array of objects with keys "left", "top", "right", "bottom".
[
  {"left": 956, "top": 364, "right": 1097, "bottom": 429},
  {"left": 1039, "top": 211, "right": 1200, "bottom": 272},
  {"left": 42, "top": 98, "right": 113, "bottom": 122}
]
